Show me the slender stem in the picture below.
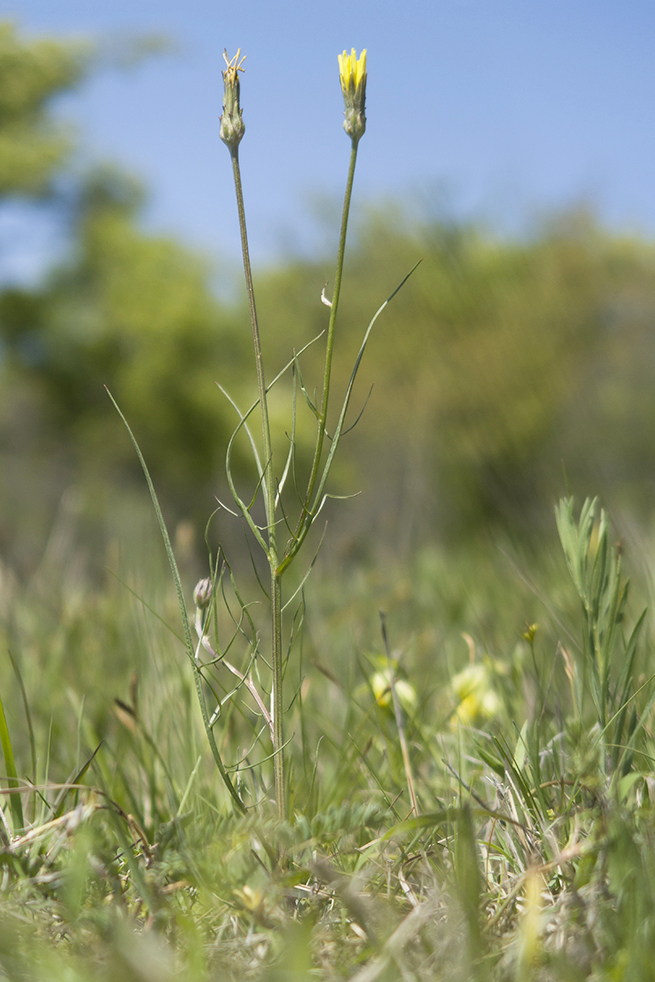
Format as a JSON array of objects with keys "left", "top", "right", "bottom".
[
  {"left": 271, "top": 569, "right": 284, "bottom": 817},
  {"left": 318, "top": 144, "right": 359, "bottom": 455},
  {"left": 230, "top": 146, "right": 286, "bottom": 818},
  {"left": 230, "top": 148, "right": 277, "bottom": 555},
  {"left": 281, "top": 142, "right": 359, "bottom": 569}
]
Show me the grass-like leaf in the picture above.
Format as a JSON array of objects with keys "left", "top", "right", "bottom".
[
  {"left": 106, "top": 387, "right": 246, "bottom": 814},
  {"left": 0, "top": 689, "right": 23, "bottom": 832}
]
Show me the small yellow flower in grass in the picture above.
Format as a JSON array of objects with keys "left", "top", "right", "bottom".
[
  {"left": 371, "top": 668, "right": 417, "bottom": 713},
  {"left": 220, "top": 48, "right": 246, "bottom": 152},
  {"left": 451, "top": 663, "right": 501, "bottom": 727},
  {"left": 233, "top": 884, "right": 264, "bottom": 913},
  {"left": 338, "top": 47, "right": 367, "bottom": 144}
]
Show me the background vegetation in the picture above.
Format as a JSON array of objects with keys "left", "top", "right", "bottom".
[
  {"left": 2, "top": 20, "right": 655, "bottom": 980},
  {"left": 4, "top": 22, "right": 655, "bottom": 571}
]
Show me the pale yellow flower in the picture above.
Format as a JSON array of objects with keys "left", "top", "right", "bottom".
[
  {"left": 451, "top": 663, "right": 501, "bottom": 727},
  {"left": 371, "top": 669, "right": 417, "bottom": 713},
  {"left": 338, "top": 48, "right": 367, "bottom": 144},
  {"left": 338, "top": 48, "right": 367, "bottom": 94}
]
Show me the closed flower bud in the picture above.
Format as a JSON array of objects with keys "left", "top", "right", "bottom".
[
  {"left": 193, "top": 577, "right": 213, "bottom": 610},
  {"left": 220, "top": 49, "right": 246, "bottom": 151},
  {"left": 338, "top": 48, "right": 367, "bottom": 144}
]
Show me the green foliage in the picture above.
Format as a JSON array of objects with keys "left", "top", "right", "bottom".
[
  {"left": 0, "top": 22, "right": 251, "bottom": 568},
  {"left": 253, "top": 209, "right": 655, "bottom": 543},
  {"left": 0, "top": 21, "right": 90, "bottom": 196},
  {"left": 36, "top": 168, "right": 246, "bottom": 489},
  {"left": 0, "top": 688, "right": 22, "bottom": 832},
  {"left": 0, "top": 165, "right": 252, "bottom": 557},
  {"left": 0, "top": 497, "right": 654, "bottom": 978},
  {"left": 555, "top": 497, "right": 651, "bottom": 778}
]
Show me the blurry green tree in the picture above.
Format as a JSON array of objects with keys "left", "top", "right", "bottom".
[
  {"left": 254, "top": 208, "right": 655, "bottom": 551},
  {"left": 0, "top": 21, "right": 89, "bottom": 195},
  {"left": 2, "top": 168, "right": 248, "bottom": 497},
  {"left": 0, "top": 23, "right": 250, "bottom": 568}
]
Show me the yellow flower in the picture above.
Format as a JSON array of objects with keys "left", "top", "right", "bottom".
[
  {"left": 371, "top": 669, "right": 417, "bottom": 713},
  {"left": 233, "top": 884, "right": 264, "bottom": 913},
  {"left": 338, "top": 48, "right": 367, "bottom": 144},
  {"left": 338, "top": 48, "right": 367, "bottom": 94},
  {"left": 451, "top": 663, "right": 501, "bottom": 727}
]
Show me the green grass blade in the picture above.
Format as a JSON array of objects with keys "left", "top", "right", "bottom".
[
  {"left": 7, "top": 650, "right": 36, "bottom": 782},
  {"left": 0, "top": 690, "right": 23, "bottom": 832},
  {"left": 106, "top": 388, "right": 246, "bottom": 814},
  {"left": 53, "top": 741, "right": 102, "bottom": 819}
]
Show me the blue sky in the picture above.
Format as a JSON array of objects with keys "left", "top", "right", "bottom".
[{"left": 3, "top": 0, "right": 655, "bottom": 274}]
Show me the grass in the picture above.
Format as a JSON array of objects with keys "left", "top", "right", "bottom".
[{"left": 0, "top": 494, "right": 654, "bottom": 979}]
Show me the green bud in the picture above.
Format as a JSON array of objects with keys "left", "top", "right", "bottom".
[
  {"left": 220, "top": 49, "right": 246, "bottom": 151},
  {"left": 338, "top": 48, "right": 367, "bottom": 145}
]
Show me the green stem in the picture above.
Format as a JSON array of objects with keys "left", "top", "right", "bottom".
[
  {"left": 281, "top": 142, "right": 359, "bottom": 569},
  {"left": 230, "top": 149, "right": 277, "bottom": 549},
  {"left": 318, "top": 144, "right": 359, "bottom": 455},
  {"left": 230, "top": 147, "right": 286, "bottom": 818},
  {"left": 271, "top": 569, "right": 284, "bottom": 817}
]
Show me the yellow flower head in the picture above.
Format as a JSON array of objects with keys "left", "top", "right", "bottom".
[
  {"left": 451, "top": 663, "right": 501, "bottom": 728},
  {"left": 338, "top": 48, "right": 367, "bottom": 94},
  {"left": 370, "top": 669, "right": 417, "bottom": 713},
  {"left": 338, "top": 48, "right": 367, "bottom": 144}
]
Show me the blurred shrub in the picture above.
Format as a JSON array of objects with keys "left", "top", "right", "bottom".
[
  {"left": 0, "top": 166, "right": 254, "bottom": 568},
  {"left": 254, "top": 206, "right": 655, "bottom": 551},
  {"left": 2, "top": 168, "right": 249, "bottom": 490},
  {"left": 0, "top": 21, "right": 90, "bottom": 195}
]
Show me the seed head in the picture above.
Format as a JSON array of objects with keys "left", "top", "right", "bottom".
[{"left": 220, "top": 49, "right": 246, "bottom": 151}]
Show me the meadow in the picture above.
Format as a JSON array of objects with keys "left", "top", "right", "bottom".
[{"left": 1, "top": 491, "right": 655, "bottom": 980}]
